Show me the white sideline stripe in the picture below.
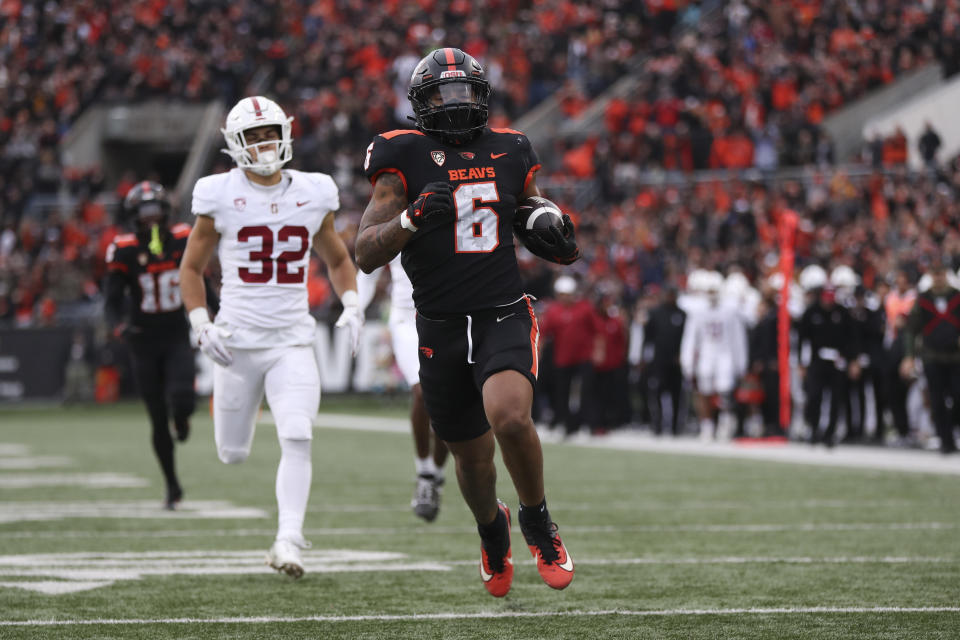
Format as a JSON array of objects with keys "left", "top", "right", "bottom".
[
  {"left": 0, "top": 473, "right": 148, "bottom": 489},
  {"left": 3, "top": 521, "right": 955, "bottom": 540},
  {"left": 3, "top": 607, "right": 959, "bottom": 626},
  {"left": 303, "top": 412, "right": 960, "bottom": 476},
  {"left": 0, "top": 456, "right": 71, "bottom": 470},
  {"left": 0, "top": 444, "right": 29, "bottom": 455}
]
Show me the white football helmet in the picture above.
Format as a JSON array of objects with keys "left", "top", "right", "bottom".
[
  {"left": 798, "top": 264, "right": 828, "bottom": 291},
  {"left": 221, "top": 96, "right": 293, "bottom": 176},
  {"left": 829, "top": 265, "right": 860, "bottom": 290},
  {"left": 686, "top": 268, "right": 710, "bottom": 294}
]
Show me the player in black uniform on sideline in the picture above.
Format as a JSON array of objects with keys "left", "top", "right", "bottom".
[
  {"left": 104, "top": 181, "right": 198, "bottom": 510},
  {"left": 355, "top": 48, "right": 580, "bottom": 598}
]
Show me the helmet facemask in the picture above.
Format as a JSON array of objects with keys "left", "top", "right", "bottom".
[
  {"left": 221, "top": 97, "right": 294, "bottom": 176},
  {"left": 410, "top": 77, "right": 490, "bottom": 145}
]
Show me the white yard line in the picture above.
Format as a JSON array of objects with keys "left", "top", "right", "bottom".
[
  {"left": 0, "top": 500, "right": 268, "bottom": 524},
  {"left": 0, "top": 456, "right": 71, "bottom": 470},
  {"left": 0, "top": 473, "right": 148, "bottom": 489},
  {"left": 3, "top": 521, "right": 955, "bottom": 540},
  {"left": 305, "top": 412, "right": 960, "bottom": 476},
  {"left": 3, "top": 606, "right": 959, "bottom": 626}
]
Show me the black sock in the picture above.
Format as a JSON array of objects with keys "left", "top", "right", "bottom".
[
  {"left": 518, "top": 498, "right": 549, "bottom": 527},
  {"left": 477, "top": 506, "right": 506, "bottom": 539}
]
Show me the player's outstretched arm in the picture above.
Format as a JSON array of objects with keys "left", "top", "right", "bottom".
[{"left": 355, "top": 173, "right": 412, "bottom": 273}]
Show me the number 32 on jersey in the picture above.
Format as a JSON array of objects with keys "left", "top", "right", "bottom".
[{"left": 237, "top": 225, "right": 310, "bottom": 284}]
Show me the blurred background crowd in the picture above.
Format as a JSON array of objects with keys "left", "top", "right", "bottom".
[{"left": 2, "top": 0, "right": 959, "bottom": 451}]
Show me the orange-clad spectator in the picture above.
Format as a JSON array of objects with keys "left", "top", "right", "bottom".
[
  {"left": 884, "top": 271, "right": 916, "bottom": 341},
  {"left": 709, "top": 129, "right": 754, "bottom": 169},
  {"left": 605, "top": 97, "right": 630, "bottom": 133},
  {"left": 771, "top": 75, "right": 799, "bottom": 112},
  {"left": 882, "top": 127, "right": 908, "bottom": 166},
  {"left": 563, "top": 138, "right": 596, "bottom": 178}
]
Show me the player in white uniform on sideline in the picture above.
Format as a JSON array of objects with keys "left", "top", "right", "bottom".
[
  {"left": 356, "top": 255, "right": 449, "bottom": 521},
  {"left": 179, "top": 96, "right": 363, "bottom": 579},
  {"left": 680, "top": 271, "right": 749, "bottom": 441}
]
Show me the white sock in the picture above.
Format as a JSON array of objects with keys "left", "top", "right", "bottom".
[
  {"left": 276, "top": 437, "right": 311, "bottom": 543},
  {"left": 415, "top": 456, "right": 436, "bottom": 477},
  {"left": 700, "top": 419, "right": 714, "bottom": 438},
  {"left": 432, "top": 464, "right": 445, "bottom": 484}
]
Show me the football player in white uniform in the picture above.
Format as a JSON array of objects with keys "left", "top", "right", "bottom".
[
  {"left": 357, "top": 255, "right": 449, "bottom": 521},
  {"left": 179, "top": 96, "right": 363, "bottom": 579},
  {"left": 680, "top": 271, "right": 749, "bottom": 441}
]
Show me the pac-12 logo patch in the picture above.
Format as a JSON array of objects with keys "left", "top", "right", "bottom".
[
  {"left": 234, "top": 197, "right": 246, "bottom": 211},
  {"left": 431, "top": 151, "right": 446, "bottom": 166},
  {"left": 419, "top": 346, "right": 434, "bottom": 358}
]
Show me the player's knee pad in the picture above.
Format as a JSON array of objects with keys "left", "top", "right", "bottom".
[
  {"left": 279, "top": 436, "right": 311, "bottom": 460},
  {"left": 275, "top": 414, "right": 313, "bottom": 441},
  {"left": 217, "top": 447, "right": 249, "bottom": 464}
]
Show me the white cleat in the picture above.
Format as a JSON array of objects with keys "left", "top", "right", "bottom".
[
  {"left": 411, "top": 473, "right": 442, "bottom": 522},
  {"left": 265, "top": 538, "right": 307, "bottom": 579}
]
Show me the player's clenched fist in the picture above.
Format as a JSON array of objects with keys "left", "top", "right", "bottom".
[
  {"left": 401, "top": 181, "right": 453, "bottom": 231},
  {"left": 189, "top": 308, "right": 234, "bottom": 367}
]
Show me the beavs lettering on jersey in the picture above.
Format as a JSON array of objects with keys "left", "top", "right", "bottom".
[{"left": 448, "top": 167, "right": 496, "bottom": 181}]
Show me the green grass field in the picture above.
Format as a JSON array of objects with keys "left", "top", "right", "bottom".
[{"left": 1, "top": 400, "right": 958, "bottom": 639}]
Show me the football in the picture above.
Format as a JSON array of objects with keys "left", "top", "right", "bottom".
[{"left": 514, "top": 195, "right": 563, "bottom": 243}]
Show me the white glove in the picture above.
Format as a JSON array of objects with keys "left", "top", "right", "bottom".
[
  {"left": 189, "top": 308, "right": 233, "bottom": 367},
  {"left": 335, "top": 290, "right": 364, "bottom": 356}
]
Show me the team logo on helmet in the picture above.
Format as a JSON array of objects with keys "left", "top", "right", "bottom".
[
  {"left": 431, "top": 151, "right": 446, "bottom": 166},
  {"left": 234, "top": 197, "right": 246, "bottom": 211}
]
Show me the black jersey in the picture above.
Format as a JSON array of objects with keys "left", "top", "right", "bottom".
[
  {"left": 104, "top": 223, "right": 191, "bottom": 337},
  {"left": 364, "top": 127, "right": 541, "bottom": 315}
]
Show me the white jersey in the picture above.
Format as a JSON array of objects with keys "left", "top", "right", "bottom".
[
  {"left": 680, "top": 303, "right": 748, "bottom": 394},
  {"left": 356, "top": 254, "right": 415, "bottom": 315},
  {"left": 192, "top": 168, "right": 339, "bottom": 348}
]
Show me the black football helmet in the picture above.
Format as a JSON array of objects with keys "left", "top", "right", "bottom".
[
  {"left": 123, "top": 181, "right": 171, "bottom": 230},
  {"left": 408, "top": 48, "right": 490, "bottom": 145}
]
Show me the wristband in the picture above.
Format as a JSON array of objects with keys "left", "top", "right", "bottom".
[
  {"left": 340, "top": 289, "right": 359, "bottom": 308},
  {"left": 400, "top": 210, "right": 418, "bottom": 232},
  {"left": 188, "top": 307, "right": 211, "bottom": 332}
]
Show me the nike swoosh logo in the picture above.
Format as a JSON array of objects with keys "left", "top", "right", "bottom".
[
  {"left": 480, "top": 562, "right": 493, "bottom": 582},
  {"left": 480, "top": 556, "right": 511, "bottom": 581},
  {"left": 557, "top": 552, "right": 574, "bottom": 572},
  {"left": 496, "top": 313, "right": 515, "bottom": 323},
  {"left": 296, "top": 201, "right": 310, "bottom": 207},
  {"left": 491, "top": 152, "right": 507, "bottom": 159}
]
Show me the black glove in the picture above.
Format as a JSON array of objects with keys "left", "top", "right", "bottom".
[
  {"left": 401, "top": 182, "right": 453, "bottom": 231},
  {"left": 521, "top": 213, "right": 581, "bottom": 265}
]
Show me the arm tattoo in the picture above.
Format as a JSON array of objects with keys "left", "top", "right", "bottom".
[{"left": 356, "top": 173, "right": 410, "bottom": 272}]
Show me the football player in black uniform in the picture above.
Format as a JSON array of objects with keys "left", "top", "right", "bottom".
[
  {"left": 355, "top": 48, "right": 580, "bottom": 598},
  {"left": 104, "top": 181, "right": 197, "bottom": 510}
]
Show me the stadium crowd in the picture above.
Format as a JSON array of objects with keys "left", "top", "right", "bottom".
[{"left": 1, "top": 1, "right": 959, "bottom": 450}]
